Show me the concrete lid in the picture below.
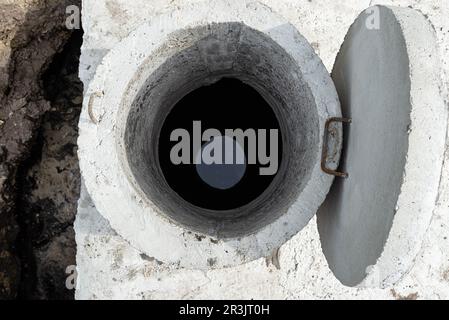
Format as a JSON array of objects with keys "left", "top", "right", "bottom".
[{"left": 317, "top": 5, "right": 447, "bottom": 287}]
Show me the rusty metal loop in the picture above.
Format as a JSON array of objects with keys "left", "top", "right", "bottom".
[
  {"left": 321, "top": 117, "right": 351, "bottom": 178},
  {"left": 88, "top": 91, "right": 104, "bottom": 124}
]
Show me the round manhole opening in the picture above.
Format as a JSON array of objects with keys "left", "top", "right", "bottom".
[{"left": 158, "top": 77, "right": 283, "bottom": 211}]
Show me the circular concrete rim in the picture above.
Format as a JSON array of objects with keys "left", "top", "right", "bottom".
[
  {"left": 78, "top": 0, "right": 341, "bottom": 269},
  {"left": 122, "top": 22, "right": 321, "bottom": 239},
  {"left": 317, "top": 5, "right": 447, "bottom": 288}
]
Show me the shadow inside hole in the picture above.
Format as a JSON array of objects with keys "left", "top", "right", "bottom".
[{"left": 159, "top": 78, "right": 283, "bottom": 211}]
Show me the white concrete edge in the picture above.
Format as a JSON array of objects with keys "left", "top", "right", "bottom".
[{"left": 360, "top": 5, "right": 448, "bottom": 288}]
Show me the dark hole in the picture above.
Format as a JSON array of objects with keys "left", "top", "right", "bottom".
[{"left": 159, "top": 78, "right": 283, "bottom": 211}]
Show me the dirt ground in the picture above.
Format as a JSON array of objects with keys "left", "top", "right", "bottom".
[{"left": 0, "top": 0, "right": 81, "bottom": 299}]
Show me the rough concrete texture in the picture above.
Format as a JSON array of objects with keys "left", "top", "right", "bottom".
[
  {"left": 77, "top": 0, "right": 341, "bottom": 269},
  {"left": 76, "top": 0, "right": 449, "bottom": 299},
  {"left": 0, "top": 0, "right": 80, "bottom": 299},
  {"left": 318, "top": 6, "right": 447, "bottom": 287}
]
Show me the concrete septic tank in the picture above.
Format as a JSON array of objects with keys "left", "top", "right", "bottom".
[
  {"left": 77, "top": 0, "right": 448, "bottom": 295},
  {"left": 78, "top": 0, "right": 341, "bottom": 269}
]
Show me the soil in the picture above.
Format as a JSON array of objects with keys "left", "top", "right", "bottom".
[{"left": 0, "top": 0, "right": 82, "bottom": 299}]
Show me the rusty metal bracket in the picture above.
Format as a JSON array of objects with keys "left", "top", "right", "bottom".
[
  {"left": 88, "top": 91, "right": 104, "bottom": 124},
  {"left": 321, "top": 117, "right": 351, "bottom": 178}
]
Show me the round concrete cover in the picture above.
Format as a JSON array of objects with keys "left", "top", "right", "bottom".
[{"left": 317, "top": 6, "right": 447, "bottom": 287}]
